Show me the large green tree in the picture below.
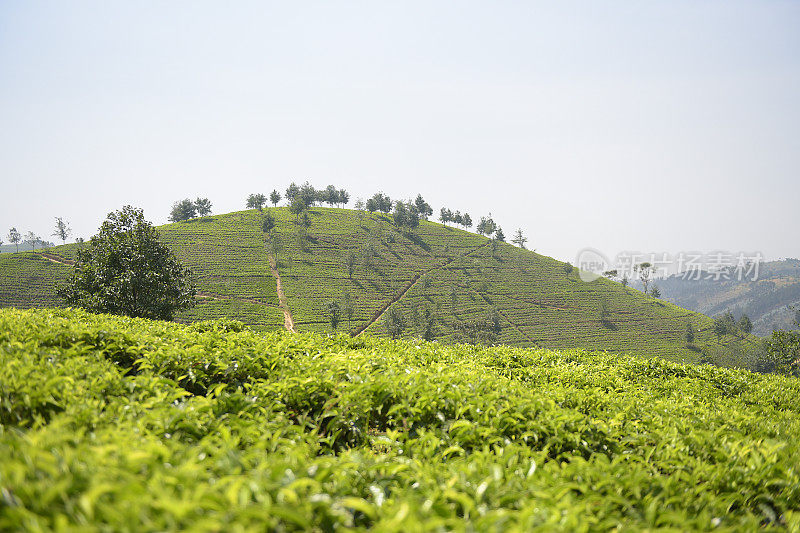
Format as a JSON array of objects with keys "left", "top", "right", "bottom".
[
  {"left": 59, "top": 206, "right": 196, "bottom": 320},
  {"left": 169, "top": 199, "right": 197, "bottom": 222}
]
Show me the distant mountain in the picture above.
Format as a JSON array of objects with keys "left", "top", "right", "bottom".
[{"left": 652, "top": 259, "right": 800, "bottom": 336}]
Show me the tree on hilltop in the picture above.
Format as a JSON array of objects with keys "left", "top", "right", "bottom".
[
  {"left": 512, "top": 228, "right": 527, "bottom": 249},
  {"left": 7, "top": 228, "right": 21, "bottom": 252},
  {"left": 24, "top": 231, "right": 40, "bottom": 251},
  {"left": 476, "top": 216, "right": 497, "bottom": 237},
  {"left": 650, "top": 285, "right": 661, "bottom": 299},
  {"left": 337, "top": 189, "right": 350, "bottom": 208},
  {"left": 52, "top": 217, "right": 72, "bottom": 245},
  {"left": 285, "top": 182, "right": 300, "bottom": 203},
  {"left": 367, "top": 192, "right": 392, "bottom": 214},
  {"left": 270, "top": 190, "right": 281, "bottom": 207},
  {"left": 246, "top": 193, "right": 266, "bottom": 211},
  {"left": 299, "top": 182, "right": 317, "bottom": 208},
  {"left": 194, "top": 198, "right": 213, "bottom": 217},
  {"left": 169, "top": 199, "right": 197, "bottom": 222},
  {"left": 462, "top": 213, "right": 473, "bottom": 230},
  {"left": 495, "top": 227, "right": 505, "bottom": 242},
  {"left": 439, "top": 207, "right": 452, "bottom": 225},
  {"left": 59, "top": 206, "right": 196, "bottom": 320},
  {"left": 323, "top": 185, "right": 339, "bottom": 207},
  {"left": 414, "top": 194, "right": 433, "bottom": 220}
]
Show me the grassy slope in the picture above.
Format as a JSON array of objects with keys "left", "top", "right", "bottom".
[
  {"left": 1, "top": 308, "right": 799, "bottom": 530},
  {"left": 0, "top": 207, "right": 754, "bottom": 362}
]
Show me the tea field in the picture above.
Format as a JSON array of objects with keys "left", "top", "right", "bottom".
[
  {"left": 0, "top": 207, "right": 755, "bottom": 362},
  {"left": 1, "top": 307, "right": 799, "bottom": 530}
]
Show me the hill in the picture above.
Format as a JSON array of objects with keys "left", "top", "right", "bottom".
[
  {"left": 0, "top": 207, "right": 758, "bottom": 365},
  {"left": 652, "top": 259, "right": 800, "bottom": 336},
  {"left": 1, "top": 307, "right": 799, "bottom": 530}
]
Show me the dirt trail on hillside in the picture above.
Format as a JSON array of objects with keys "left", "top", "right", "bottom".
[
  {"left": 266, "top": 247, "right": 296, "bottom": 333},
  {"left": 38, "top": 253, "right": 75, "bottom": 266},
  {"left": 354, "top": 239, "right": 492, "bottom": 336}
]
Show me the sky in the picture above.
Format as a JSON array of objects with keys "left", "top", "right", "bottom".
[{"left": 1, "top": 1, "right": 798, "bottom": 266}]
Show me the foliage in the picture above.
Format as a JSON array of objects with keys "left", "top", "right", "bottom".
[
  {"left": 326, "top": 299, "right": 341, "bottom": 330},
  {"left": 650, "top": 284, "right": 661, "bottom": 298},
  {"left": 194, "top": 197, "right": 213, "bottom": 217},
  {"left": 3, "top": 308, "right": 800, "bottom": 530},
  {"left": 58, "top": 206, "right": 196, "bottom": 320},
  {"left": 739, "top": 314, "right": 753, "bottom": 335},
  {"left": 413, "top": 194, "right": 433, "bottom": 219},
  {"left": 169, "top": 198, "right": 198, "bottom": 222},
  {"left": 383, "top": 303, "right": 406, "bottom": 338},
  {"left": 7, "top": 227, "right": 21, "bottom": 252},
  {"left": 52, "top": 217, "right": 72, "bottom": 245},
  {"left": 261, "top": 210, "right": 276, "bottom": 234},
  {"left": 512, "top": 228, "right": 527, "bottom": 248},
  {"left": 246, "top": 193, "right": 267, "bottom": 211},
  {"left": 366, "top": 192, "right": 392, "bottom": 213},
  {"left": 476, "top": 216, "right": 497, "bottom": 237},
  {"left": 686, "top": 321, "right": 696, "bottom": 344},
  {"left": 270, "top": 189, "right": 281, "bottom": 207},
  {"left": 766, "top": 329, "right": 800, "bottom": 376}
]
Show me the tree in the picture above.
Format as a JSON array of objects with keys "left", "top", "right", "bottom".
[
  {"left": 168, "top": 199, "right": 197, "bottom": 222},
  {"left": 686, "top": 322, "right": 696, "bottom": 344},
  {"left": 494, "top": 227, "right": 505, "bottom": 242},
  {"left": 24, "top": 231, "right": 39, "bottom": 251},
  {"left": 299, "top": 181, "right": 317, "bottom": 208},
  {"left": 194, "top": 197, "right": 213, "bottom": 217},
  {"left": 411, "top": 303, "right": 437, "bottom": 341},
  {"left": 739, "top": 314, "right": 753, "bottom": 335},
  {"left": 414, "top": 194, "right": 433, "bottom": 219},
  {"left": 355, "top": 198, "right": 365, "bottom": 211},
  {"left": 713, "top": 318, "right": 727, "bottom": 341},
  {"left": 602, "top": 269, "right": 618, "bottom": 280},
  {"left": 285, "top": 182, "right": 300, "bottom": 203},
  {"left": 262, "top": 211, "right": 276, "bottom": 234},
  {"left": 512, "top": 229, "right": 527, "bottom": 249},
  {"left": 7, "top": 228, "right": 21, "bottom": 252},
  {"left": 323, "top": 185, "right": 338, "bottom": 206},
  {"left": 58, "top": 206, "right": 196, "bottom": 320},
  {"left": 439, "top": 207, "right": 452, "bottom": 225},
  {"left": 766, "top": 329, "right": 800, "bottom": 376},
  {"left": 270, "top": 190, "right": 281, "bottom": 207},
  {"left": 338, "top": 189, "right": 350, "bottom": 208},
  {"left": 52, "top": 217, "right": 72, "bottom": 245},
  {"left": 452, "top": 211, "right": 463, "bottom": 227},
  {"left": 341, "top": 291, "right": 355, "bottom": 331},
  {"left": 246, "top": 193, "right": 267, "bottom": 211},
  {"left": 289, "top": 196, "right": 308, "bottom": 220},
  {"left": 326, "top": 300, "right": 341, "bottom": 330},
  {"left": 368, "top": 192, "right": 392, "bottom": 214},
  {"left": 345, "top": 250, "right": 357, "bottom": 279},
  {"left": 392, "top": 201, "right": 409, "bottom": 227},
  {"left": 383, "top": 304, "right": 406, "bottom": 339},
  {"left": 476, "top": 216, "right": 496, "bottom": 237},
  {"left": 650, "top": 285, "right": 661, "bottom": 298},
  {"left": 636, "top": 262, "right": 653, "bottom": 295},
  {"left": 462, "top": 213, "right": 473, "bottom": 230}
]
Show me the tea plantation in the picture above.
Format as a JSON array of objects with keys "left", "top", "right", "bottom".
[
  {"left": 0, "top": 207, "right": 755, "bottom": 363},
  {"left": 1, "top": 307, "right": 799, "bottom": 530}
]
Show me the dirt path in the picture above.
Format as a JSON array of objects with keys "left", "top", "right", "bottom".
[
  {"left": 354, "top": 240, "right": 492, "bottom": 336},
  {"left": 38, "top": 252, "right": 75, "bottom": 266},
  {"left": 265, "top": 245, "right": 296, "bottom": 333}
]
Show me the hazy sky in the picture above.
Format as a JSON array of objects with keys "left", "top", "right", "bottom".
[{"left": 1, "top": 1, "right": 798, "bottom": 264}]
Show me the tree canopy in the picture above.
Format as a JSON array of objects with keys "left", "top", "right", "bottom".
[{"left": 59, "top": 206, "right": 196, "bottom": 320}]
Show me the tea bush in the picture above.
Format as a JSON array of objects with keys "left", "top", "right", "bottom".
[{"left": 1, "top": 307, "right": 799, "bottom": 530}]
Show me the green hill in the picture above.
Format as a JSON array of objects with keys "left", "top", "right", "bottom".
[
  {"left": 1, "top": 307, "right": 799, "bottom": 530},
  {"left": 0, "top": 207, "right": 757, "bottom": 364}
]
